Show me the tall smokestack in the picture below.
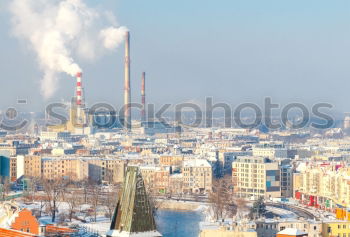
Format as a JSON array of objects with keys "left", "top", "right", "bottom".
[
  {"left": 76, "top": 72, "right": 83, "bottom": 122},
  {"left": 141, "top": 72, "right": 146, "bottom": 122},
  {"left": 124, "top": 31, "right": 131, "bottom": 130}
]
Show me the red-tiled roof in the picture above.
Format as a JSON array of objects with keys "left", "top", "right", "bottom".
[{"left": 0, "top": 228, "right": 38, "bottom": 237}]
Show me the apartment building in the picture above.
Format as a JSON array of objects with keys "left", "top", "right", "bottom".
[
  {"left": 41, "top": 158, "right": 88, "bottom": 180},
  {"left": 294, "top": 163, "right": 350, "bottom": 209},
  {"left": 140, "top": 166, "right": 170, "bottom": 194},
  {"left": 232, "top": 156, "right": 281, "bottom": 199},
  {"left": 218, "top": 150, "right": 252, "bottom": 175},
  {"left": 22, "top": 155, "right": 125, "bottom": 183},
  {"left": 253, "top": 144, "right": 288, "bottom": 158},
  {"left": 182, "top": 159, "right": 212, "bottom": 194},
  {"left": 281, "top": 165, "right": 294, "bottom": 198},
  {"left": 9, "top": 157, "right": 16, "bottom": 181},
  {"left": 200, "top": 219, "right": 257, "bottom": 237},
  {"left": 256, "top": 219, "right": 322, "bottom": 237},
  {"left": 24, "top": 155, "right": 41, "bottom": 178},
  {"left": 159, "top": 155, "right": 183, "bottom": 166},
  {"left": 87, "top": 158, "right": 125, "bottom": 183},
  {"left": 322, "top": 220, "right": 350, "bottom": 237}
]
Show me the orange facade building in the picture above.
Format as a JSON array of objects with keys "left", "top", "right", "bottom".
[{"left": 10, "top": 209, "right": 39, "bottom": 234}]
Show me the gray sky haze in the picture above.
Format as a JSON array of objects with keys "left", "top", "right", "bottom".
[{"left": 1, "top": 0, "right": 350, "bottom": 113}]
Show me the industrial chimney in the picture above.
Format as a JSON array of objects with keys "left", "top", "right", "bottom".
[
  {"left": 124, "top": 31, "right": 131, "bottom": 130},
  {"left": 76, "top": 72, "right": 83, "bottom": 123},
  {"left": 141, "top": 72, "right": 146, "bottom": 122}
]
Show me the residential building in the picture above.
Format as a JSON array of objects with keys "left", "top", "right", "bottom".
[
  {"left": 281, "top": 165, "right": 294, "bottom": 198},
  {"left": 253, "top": 144, "right": 288, "bottom": 158},
  {"left": 200, "top": 219, "right": 257, "bottom": 237},
  {"left": 322, "top": 220, "right": 350, "bottom": 237},
  {"left": 9, "top": 156, "right": 16, "bottom": 181},
  {"left": 0, "top": 202, "right": 39, "bottom": 235},
  {"left": 159, "top": 154, "right": 183, "bottom": 166},
  {"left": 218, "top": 150, "right": 252, "bottom": 175},
  {"left": 256, "top": 219, "right": 321, "bottom": 237},
  {"left": 232, "top": 156, "right": 281, "bottom": 199},
  {"left": 294, "top": 163, "right": 350, "bottom": 209},
  {"left": 23, "top": 155, "right": 125, "bottom": 183},
  {"left": 140, "top": 166, "right": 170, "bottom": 194},
  {"left": 182, "top": 159, "right": 212, "bottom": 194},
  {"left": 276, "top": 228, "right": 308, "bottom": 237}
]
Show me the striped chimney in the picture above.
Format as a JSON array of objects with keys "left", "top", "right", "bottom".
[{"left": 76, "top": 72, "right": 83, "bottom": 121}]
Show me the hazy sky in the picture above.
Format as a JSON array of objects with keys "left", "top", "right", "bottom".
[{"left": 1, "top": 0, "right": 350, "bottom": 113}]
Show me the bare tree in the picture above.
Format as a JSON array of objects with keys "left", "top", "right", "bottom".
[
  {"left": 25, "top": 176, "right": 41, "bottom": 203},
  {"left": 88, "top": 181, "right": 101, "bottom": 222},
  {"left": 42, "top": 178, "right": 65, "bottom": 222},
  {"left": 208, "top": 176, "right": 236, "bottom": 221},
  {"left": 23, "top": 177, "right": 47, "bottom": 217},
  {"left": 235, "top": 197, "right": 249, "bottom": 218},
  {"left": 37, "top": 196, "right": 46, "bottom": 218},
  {"left": 60, "top": 175, "right": 80, "bottom": 222},
  {"left": 0, "top": 176, "right": 11, "bottom": 200},
  {"left": 81, "top": 179, "right": 89, "bottom": 204},
  {"left": 103, "top": 184, "right": 120, "bottom": 220},
  {"left": 64, "top": 189, "right": 80, "bottom": 222}
]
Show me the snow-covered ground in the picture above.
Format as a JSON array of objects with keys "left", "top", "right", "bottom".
[
  {"left": 80, "top": 218, "right": 110, "bottom": 236},
  {"left": 266, "top": 206, "right": 297, "bottom": 218},
  {"left": 19, "top": 200, "right": 113, "bottom": 236}
]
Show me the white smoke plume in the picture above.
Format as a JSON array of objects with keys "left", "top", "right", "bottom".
[{"left": 9, "top": 0, "right": 128, "bottom": 99}]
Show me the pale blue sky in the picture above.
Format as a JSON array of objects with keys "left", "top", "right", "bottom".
[{"left": 1, "top": 0, "right": 350, "bottom": 112}]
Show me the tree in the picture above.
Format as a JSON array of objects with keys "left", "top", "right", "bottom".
[
  {"left": 0, "top": 176, "right": 11, "bottom": 200},
  {"left": 64, "top": 189, "right": 79, "bottom": 222},
  {"left": 42, "top": 178, "right": 65, "bottom": 222},
  {"left": 249, "top": 197, "right": 266, "bottom": 219},
  {"left": 80, "top": 179, "right": 89, "bottom": 204},
  {"left": 26, "top": 177, "right": 41, "bottom": 203},
  {"left": 103, "top": 184, "right": 120, "bottom": 220},
  {"left": 235, "top": 197, "right": 249, "bottom": 219},
  {"left": 88, "top": 181, "right": 101, "bottom": 222},
  {"left": 37, "top": 197, "right": 46, "bottom": 218},
  {"left": 61, "top": 175, "right": 80, "bottom": 222},
  {"left": 208, "top": 176, "right": 236, "bottom": 220}
]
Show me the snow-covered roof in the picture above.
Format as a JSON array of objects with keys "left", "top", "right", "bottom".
[
  {"left": 277, "top": 228, "right": 307, "bottom": 236},
  {"left": 183, "top": 159, "right": 211, "bottom": 168}
]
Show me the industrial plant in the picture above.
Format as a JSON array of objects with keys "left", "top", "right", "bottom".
[{"left": 45, "top": 31, "right": 172, "bottom": 136}]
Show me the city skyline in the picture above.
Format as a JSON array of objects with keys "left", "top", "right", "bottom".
[{"left": 1, "top": 1, "right": 350, "bottom": 237}]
